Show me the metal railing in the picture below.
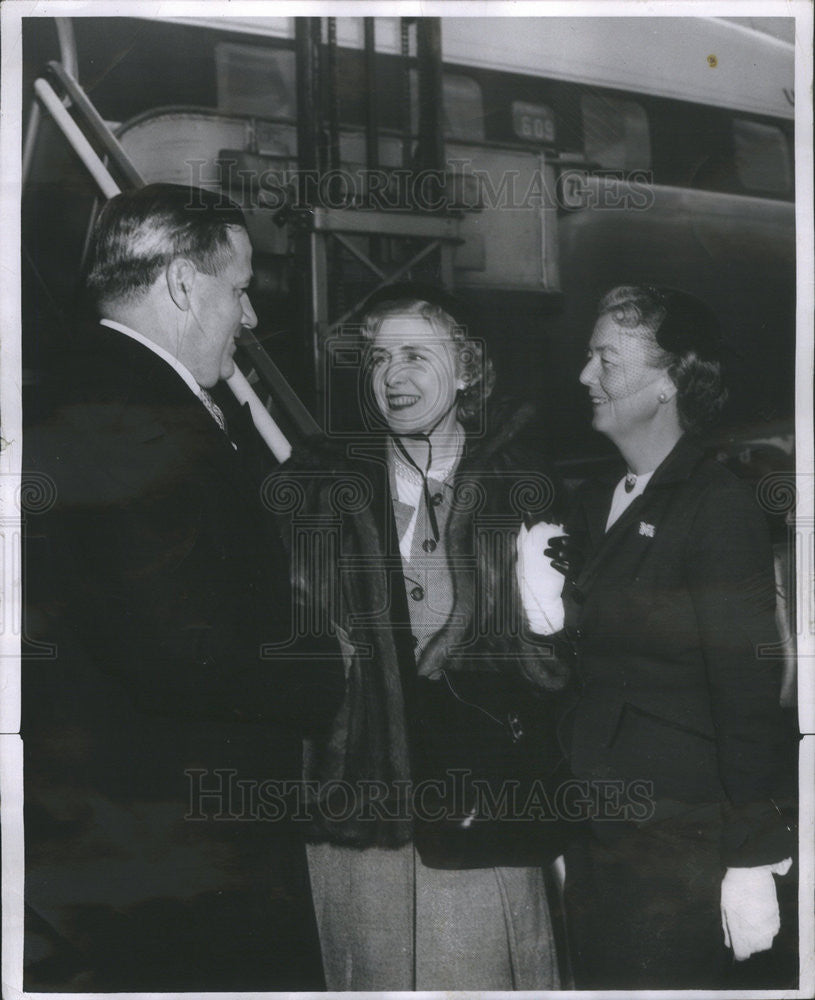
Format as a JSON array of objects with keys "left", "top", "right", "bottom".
[{"left": 26, "top": 24, "right": 322, "bottom": 462}]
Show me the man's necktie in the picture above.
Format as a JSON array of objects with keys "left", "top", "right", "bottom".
[{"left": 198, "top": 388, "right": 228, "bottom": 435}]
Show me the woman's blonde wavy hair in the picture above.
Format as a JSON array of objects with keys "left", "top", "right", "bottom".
[{"left": 362, "top": 297, "right": 495, "bottom": 428}]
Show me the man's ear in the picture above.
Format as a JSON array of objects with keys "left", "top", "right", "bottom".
[{"left": 166, "top": 258, "right": 196, "bottom": 310}]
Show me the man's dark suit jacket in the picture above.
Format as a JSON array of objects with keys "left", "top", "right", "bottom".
[
  {"left": 564, "top": 435, "right": 795, "bottom": 866},
  {"left": 22, "top": 325, "right": 343, "bottom": 991}
]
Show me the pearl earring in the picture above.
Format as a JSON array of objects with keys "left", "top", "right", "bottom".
[{"left": 658, "top": 391, "right": 667, "bottom": 403}]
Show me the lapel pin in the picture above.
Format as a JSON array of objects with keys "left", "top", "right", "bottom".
[{"left": 639, "top": 521, "right": 655, "bottom": 538}]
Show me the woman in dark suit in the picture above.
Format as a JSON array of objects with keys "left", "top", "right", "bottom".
[{"left": 560, "top": 285, "right": 795, "bottom": 989}]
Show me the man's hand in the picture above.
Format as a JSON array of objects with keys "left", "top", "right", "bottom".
[{"left": 721, "top": 859, "right": 792, "bottom": 960}]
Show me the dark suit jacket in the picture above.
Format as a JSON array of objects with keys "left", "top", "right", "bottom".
[
  {"left": 564, "top": 435, "right": 794, "bottom": 867},
  {"left": 22, "top": 325, "right": 343, "bottom": 991}
]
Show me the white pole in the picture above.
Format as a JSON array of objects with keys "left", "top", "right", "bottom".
[
  {"left": 34, "top": 76, "right": 293, "bottom": 463},
  {"left": 227, "top": 368, "right": 292, "bottom": 462},
  {"left": 21, "top": 100, "right": 41, "bottom": 186},
  {"left": 33, "top": 79, "right": 120, "bottom": 199}
]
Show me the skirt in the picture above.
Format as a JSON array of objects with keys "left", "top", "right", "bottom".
[{"left": 306, "top": 840, "right": 560, "bottom": 991}]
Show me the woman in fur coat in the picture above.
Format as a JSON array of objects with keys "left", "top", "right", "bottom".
[{"left": 270, "top": 286, "right": 572, "bottom": 990}]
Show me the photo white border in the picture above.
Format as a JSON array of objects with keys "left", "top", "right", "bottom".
[{"left": 1, "top": 2, "right": 812, "bottom": 998}]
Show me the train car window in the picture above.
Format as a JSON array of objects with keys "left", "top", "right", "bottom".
[
  {"left": 581, "top": 92, "right": 650, "bottom": 170},
  {"left": 650, "top": 101, "right": 731, "bottom": 191},
  {"left": 215, "top": 42, "right": 296, "bottom": 120},
  {"left": 410, "top": 71, "right": 485, "bottom": 141},
  {"left": 512, "top": 101, "right": 556, "bottom": 144},
  {"left": 443, "top": 74, "right": 485, "bottom": 141},
  {"left": 733, "top": 118, "right": 792, "bottom": 194}
]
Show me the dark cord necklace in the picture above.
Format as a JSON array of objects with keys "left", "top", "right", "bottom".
[
  {"left": 392, "top": 433, "right": 441, "bottom": 542},
  {"left": 390, "top": 404, "right": 459, "bottom": 544}
]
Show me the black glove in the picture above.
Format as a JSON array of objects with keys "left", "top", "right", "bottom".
[{"left": 543, "top": 534, "right": 583, "bottom": 579}]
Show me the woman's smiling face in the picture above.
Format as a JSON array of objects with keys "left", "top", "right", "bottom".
[
  {"left": 579, "top": 313, "right": 669, "bottom": 445},
  {"left": 369, "top": 315, "right": 460, "bottom": 435}
]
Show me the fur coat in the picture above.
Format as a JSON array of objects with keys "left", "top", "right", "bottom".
[{"left": 271, "top": 401, "right": 572, "bottom": 848}]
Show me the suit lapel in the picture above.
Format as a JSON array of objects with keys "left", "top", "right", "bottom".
[
  {"left": 581, "top": 478, "right": 615, "bottom": 553},
  {"left": 116, "top": 329, "right": 268, "bottom": 506},
  {"left": 574, "top": 436, "right": 705, "bottom": 597},
  {"left": 216, "top": 399, "right": 265, "bottom": 494},
  {"left": 574, "top": 489, "right": 650, "bottom": 595},
  {"left": 348, "top": 442, "right": 419, "bottom": 686}
]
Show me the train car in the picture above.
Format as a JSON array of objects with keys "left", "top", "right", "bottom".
[{"left": 21, "top": 14, "right": 796, "bottom": 470}]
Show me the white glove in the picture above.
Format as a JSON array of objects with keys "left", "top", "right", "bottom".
[
  {"left": 516, "top": 522, "right": 565, "bottom": 635},
  {"left": 721, "top": 858, "right": 792, "bottom": 960}
]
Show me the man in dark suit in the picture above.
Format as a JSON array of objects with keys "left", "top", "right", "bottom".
[{"left": 22, "top": 184, "right": 344, "bottom": 991}]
